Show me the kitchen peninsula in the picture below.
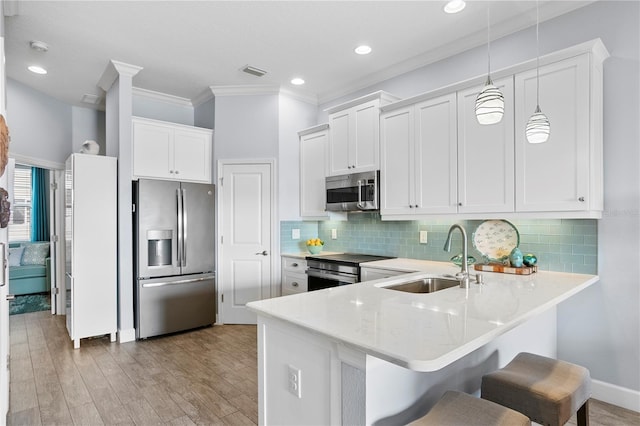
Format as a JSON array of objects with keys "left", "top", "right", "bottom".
[{"left": 247, "top": 259, "right": 598, "bottom": 425}]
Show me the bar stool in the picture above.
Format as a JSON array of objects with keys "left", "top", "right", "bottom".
[
  {"left": 481, "top": 352, "right": 591, "bottom": 426},
  {"left": 409, "top": 390, "right": 530, "bottom": 426}
]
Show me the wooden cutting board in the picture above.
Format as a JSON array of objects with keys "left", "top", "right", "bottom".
[{"left": 474, "top": 264, "right": 538, "bottom": 275}]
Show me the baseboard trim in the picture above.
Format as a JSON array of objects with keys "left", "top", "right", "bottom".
[
  {"left": 118, "top": 328, "right": 136, "bottom": 343},
  {"left": 592, "top": 379, "right": 640, "bottom": 413}
]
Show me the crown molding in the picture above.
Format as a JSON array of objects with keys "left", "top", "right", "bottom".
[
  {"left": 209, "top": 84, "right": 318, "bottom": 106},
  {"left": 192, "top": 87, "right": 215, "bottom": 107},
  {"left": 97, "top": 60, "right": 143, "bottom": 92},
  {"left": 132, "top": 87, "right": 193, "bottom": 107},
  {"left": 279, "top": 87, "right": 318, "bottom": 106}
]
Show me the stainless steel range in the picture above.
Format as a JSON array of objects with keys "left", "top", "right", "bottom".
[{"left": 305, "top": 253, "right": 396, "bottom": 291}]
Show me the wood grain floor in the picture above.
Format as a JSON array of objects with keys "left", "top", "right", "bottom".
[
  {"left": 6, "top": 310, "right": 640, "bottom": 425},
  {"left": 7, "top": 311, "right": 258, "bottom": 425}
]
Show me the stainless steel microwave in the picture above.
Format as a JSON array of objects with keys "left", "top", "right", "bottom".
[{"left": 325, "top": 170, "right": 380, "bottom": 212}]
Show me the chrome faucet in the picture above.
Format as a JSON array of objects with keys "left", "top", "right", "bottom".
[{"left": 444, "top": 224, "right": 470, "bottom": 289}]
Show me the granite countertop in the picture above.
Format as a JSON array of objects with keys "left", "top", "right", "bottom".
[{"left": 249, "top": 258, "right": 598, "bottom": 372}]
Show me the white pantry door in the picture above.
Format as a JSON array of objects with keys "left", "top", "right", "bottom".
[{"left": 219, "top": 161, "right": 274, "bottom": 324}]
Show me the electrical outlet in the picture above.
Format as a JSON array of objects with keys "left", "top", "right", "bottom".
[
  {"left": 331, "top": 228, "right": 338, "bottom": 239},
  {"left": 419, "top": 230, "right": 428, "bottom": 244},
  {"left": 292, "top": 228, "right": 300, "bottom": 240},
  {"left": 288, "top": 365, "right": 302, "bottom": 398}
]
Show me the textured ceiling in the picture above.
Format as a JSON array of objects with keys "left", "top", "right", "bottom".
[{"left": 4, "top": 1, "right": 594, "bottom": 108}]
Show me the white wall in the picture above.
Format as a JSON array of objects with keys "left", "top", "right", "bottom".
[
  {"left": 278, "top": 94, "right": 318, "bottom": 220},
  {"left": 194, "top": 97, "right": 215, "bottom": 129},
  {"left": 6, "top": 79, "right": 73, "bottom": 165},
  {"left": 318, "top": 0, "right": 639, "bottom": 396},
  {"left": 213, "top": 94, "right": 280, "bottom": 177},
  {"left": 71, "top": 106, "right": 105, "bottom": 155},
  {"left": 132, "top": 93, "right": 194, "bottom": 125}
]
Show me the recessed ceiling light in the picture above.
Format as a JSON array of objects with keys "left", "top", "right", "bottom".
[
  {"left": 291, "top": 78, "right": 305, "bottom": 86},
  {"left": 28, "top": 65, "right": 47, "bottom": 75},
  {"left": 444, "top": 0, "right": 466, "bottom": 14},
  {"left": 354, "top": 45, "right": 372, "bottom": 55}
]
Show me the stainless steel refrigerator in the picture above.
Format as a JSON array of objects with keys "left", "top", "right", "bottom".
[{"left": 134, "top": 179, "right": 215, "bottom": 339}]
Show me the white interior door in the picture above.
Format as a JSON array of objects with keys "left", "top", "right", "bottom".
[
  {"left": 0, "top": 160, "right": 13, "bottom": 420},
  {"left": 49, "top": 170, "right": 58, "bottom": 314},
  {"left": 219, "top": 161, "right": 274, "bottom": 324}
]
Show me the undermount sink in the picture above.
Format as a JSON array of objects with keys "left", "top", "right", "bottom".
[{"left": 383, "top": 277, "right": 460, "bottom": 293}]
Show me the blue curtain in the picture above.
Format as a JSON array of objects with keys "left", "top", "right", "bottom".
[{"left": 31, "top": 167, "right": 49, "bottom": 242}]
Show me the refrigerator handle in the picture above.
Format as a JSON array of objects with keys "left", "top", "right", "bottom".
[
  {"left": 182, "top": 188, "right": 187, "bottom": 267},
  {"left": 176, "top": 188, "right": 183, "bottom": 267}
]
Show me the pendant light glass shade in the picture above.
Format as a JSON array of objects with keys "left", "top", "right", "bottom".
[
  {"left": 476, "top": 5, "right": 503, "bottom": 125},
  {"left": 526, "top": 105, "right": 550, "bottom": 143},
  {"left": 475, "top": 76, "right": 504, "bottom": 125},
  {"left": 526, "top": 0, "right": 550, "bottom": 144}
]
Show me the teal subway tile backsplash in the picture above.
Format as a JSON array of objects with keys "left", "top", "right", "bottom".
[{"left": 281, "top": 214, "right": 598, "bottom": 274}]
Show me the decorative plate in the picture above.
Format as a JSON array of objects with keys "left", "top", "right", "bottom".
[{"left": 472, "top": 219, "right": 520, "bottom": 263}]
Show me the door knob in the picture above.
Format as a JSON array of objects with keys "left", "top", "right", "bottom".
[
  {"left": 255, "top": 250, "right": 268, "bottom": 256},
  {"left": 6, "top": 294, "right": 15, "bottom": 301}
]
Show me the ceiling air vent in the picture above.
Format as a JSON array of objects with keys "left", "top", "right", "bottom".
[
  {"left": 81, "top": 94, "right": 103, "bottom": 105},
  {"left": 241, "top": 65, "right": 268, "bottom": 77}
]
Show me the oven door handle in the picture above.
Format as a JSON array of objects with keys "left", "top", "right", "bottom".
[{"left": 306, "top": 268, "right": 358, "bottom": 283}]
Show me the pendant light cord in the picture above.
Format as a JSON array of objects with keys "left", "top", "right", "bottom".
[
  {"left": 536, "top": 0, "right": 540, "bottom": 105},
  {"left": 487, "top": 4, "right": 491, "bottom": 78}
]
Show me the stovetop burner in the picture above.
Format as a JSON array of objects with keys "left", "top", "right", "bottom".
[{"left": 306, "top": 252, "right": 395, "bottom": 266}]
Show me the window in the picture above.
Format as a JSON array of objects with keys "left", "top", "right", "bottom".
[{"left": 9, "top": 165, "right": 32, "bottom": 242}]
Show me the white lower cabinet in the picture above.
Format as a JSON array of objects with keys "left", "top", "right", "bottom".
[{"left": 281, "top": 256, "right": 308, "bottom": 296}]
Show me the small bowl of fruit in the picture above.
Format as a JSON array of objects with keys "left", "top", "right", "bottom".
[{"left": 306, "top": 238, "right": 324, "bottom": 254}]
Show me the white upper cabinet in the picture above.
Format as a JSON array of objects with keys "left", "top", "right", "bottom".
[
  {"left": 515, "top": 53, "right": 598, "bottom": 213},
  {"left": 132, "top": 117, "right": 213, "bottom": 183},
  {"left": 299, "top": 124, "right": 330, "bottom": 219},
  {"left": 379, "top": 39, "right": 607, "bottom": 219},
  {"left": 381, "top": 94, "right": 458, "bottom": 216},
  {"left": 414, "top": 95, "right": 458, "bottom": 214},
  {"left": 327, "top": 91, "right": 400, "bottom": 176},
  {"left": 457, "top": 77, "right": 515, "bottom": 213},
  {"left": 380, "top": 106, "right": 413, "bottom": 215}
]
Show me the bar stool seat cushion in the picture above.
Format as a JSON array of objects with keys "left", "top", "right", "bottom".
[
  {"left": 409, "top": 390, "right": 530, "bottom": 426},
  {"left": 481, "top": 352, "right": 591, "bottom": 426}
]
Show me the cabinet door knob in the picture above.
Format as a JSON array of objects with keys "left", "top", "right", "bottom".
[
  {"left": 291, "top": 263, "right": 298, "bottom": 267},
  {"left": 578, "top": 197, "right": 585, "bottom": 202},
  {"left": 169, "top": 170, "right": 174, "bottom": 174},
  {"left": 458, "top": 202, "right": 462, "bottom": 206},
  {"left": 175, "top": 170, "right": 180, "bottom": 174},
  {"left": 292, "top": 282, "right": 299, "bottom": 287}
]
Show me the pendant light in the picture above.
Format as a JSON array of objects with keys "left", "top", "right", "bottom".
[
  {"left": 526, "top": 0, "right": 550, "bottom": 143},
  {"left": 475, "top": 4, "right": 504, "bottom": 125}
]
